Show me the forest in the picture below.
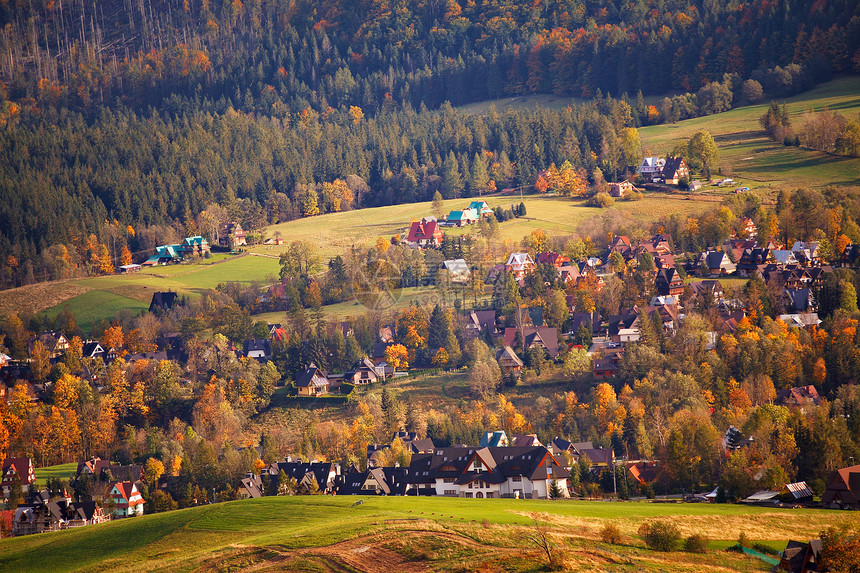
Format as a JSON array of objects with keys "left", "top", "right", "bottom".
[{"left": 1, "top": 0, "right": 859, "bottom": 287}]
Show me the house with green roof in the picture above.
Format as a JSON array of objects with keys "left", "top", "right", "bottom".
[
  {"left": 468, "top": 200, "right": 493, "bottom": 217},
  {"left": 447, "top": 208, "right": 478, "bottom": 227},
  {"left": 142, "top": 236, "right": 210, "bottom": 266}
]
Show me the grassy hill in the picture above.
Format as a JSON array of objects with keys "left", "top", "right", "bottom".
[
  {"left": 638, "top": 76, "right": 860, "bottom": 191},
  {"left": 3, "top": 78, "right": 859, "bottom": 332},
  {"left": 0, "top": 194, "right": 706, "bottom": 332},
  {"left": 0, "top": 495, "right": 852, "bottom": 572}
]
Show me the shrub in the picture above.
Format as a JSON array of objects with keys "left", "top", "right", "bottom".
[
  {"left": 600, "top": 523, "right": 622, "bottom": 544},
  {"left": 684, "top": 534, "right": 709, "bottom": 553},
  {"left": 638, "top": 521, "right": 681, "bottom": 551},
  {"left": 625, "top": 190, "right": 643, "bottom": 201},
  {"left": 640, "top": 483, "right": 655, "bottom": 499},
  {"left": 586, "top": 192, "right": 615, "bottom": 208},
  {"left": 738, "top": 532, "right": 750, "bottom": 548}
]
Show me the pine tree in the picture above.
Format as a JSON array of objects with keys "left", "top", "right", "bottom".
[{"left": 442, "top": 152, "right": 463, "bottom": 199}]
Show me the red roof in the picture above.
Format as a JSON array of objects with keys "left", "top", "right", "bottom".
[{"left": 407, "top": 220, "right": 442, "bottom": 243}]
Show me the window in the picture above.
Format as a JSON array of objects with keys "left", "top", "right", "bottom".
[
  {"left": 443, "top": 478, "right": 456, "bottom": 483},
  {"left": 511, "top": 476, "right": 522, "bottom": 483},
  {"left": 444, "top": 489, "right": 457, "bottom": 496}
]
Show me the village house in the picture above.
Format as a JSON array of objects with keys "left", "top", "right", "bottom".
[
  {"left": 221, "top": 222, "right": 247, "bottom": 248},
  {"left": 28, "top": 331, "right": 70, "bottom": 359},
  {"left": 688, "top": 279, "right": 725, "bottom": 303},
  {"left": 775, "top": 385, "right": 821, "bottom": 409},
  {"left": 295, "top": 364, "right": 329, "bottom": 396},
  {"left": 468, "top": 200, "right": 493, "bottom": 217},
  {"left": 1, "top": 457, "right": 36, "bottom": 498},
  {"left": 267, "top": 458, "right": 338, "bottom": 494},
  {"left": 408, "top": 445, "right": 570, "bottom": 499},
  {"left": 821, "top": 463, "right": 860, "bottom": 509},
  {"left": 238, "top": 473, "right": 265, "bottom": 499},
  {"left": 406, "top": 217, "right": 443, "bottom": 248},
  {"left": 697, "top": 250, "right": 736, "bottom": 276},
  {"left": 776, "top": 539, "right": 822, "bottom": 573},
  {"left": 148, "top": 291, "right": 178, "bottom": 313},
  {"left": 661, "top": 157, "right": 689, "bottom": 185},
  {"left": 504, "top": 252, "right": 536, "bottom": 281},
  {"left": 442, "top": 258, "right": 471, "bottom": 283},
  {"left": 592, "top": 358, "right": 619, "bottom": 379},
  {"left": 535, "top": 251, "right": 570, "bottom": 268},
  {"left": 636, "top": 157, "right": 665, "bottom": 182},
  {"left": 142, "top": 236, "right": 210, "bottom": 266},
  {"left": 608, "top": 180, "right": 634, "bottom": 198},
  {"left": 497, "top": 346, "right": 524, "bottom": 376},
  {"left": 502, "top": 327, "right": 560, "bottom": 358},
  {"left": 465, "top": 310, "right": 498, "bottom": 339},
  {"left": 73, "top": 458, "right": 144, "bottom": 486},
  {"left": 13, "top": 495, "right": 69, "bottom": 536},
  {"left": 608, "top": 235, "right": 635, "bottom": 260},
  {"left": 337, "top": 467, "right": 411, "bottom": 496},
  {"left": 243, "top": 339, "right": 271, "bottom": 360},
  {"left": 655, "top": 268, "right": 684, "bottom": 297},
  {"left": 108, "top": 481, "right": 145, "bottom": 518},
  {"left": 344, "top": 358, "right": 384, "bottom": 385},
  {"left": 446, "top": 208, "right": 478, "bottom": 227}
]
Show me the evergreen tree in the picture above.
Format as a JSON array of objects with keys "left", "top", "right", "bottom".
[{"left": 442, "top": 152, "right": 464, "bottom": 199}]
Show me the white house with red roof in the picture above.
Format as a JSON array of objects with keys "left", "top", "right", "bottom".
[
  {"left": 108, "top": 481, "right": 145, "bottom": 518},
  {"left": 2, "top": 457, "right": 36, "bottom": 498},
  {"left": 505, "top": 253, "right": 536, "bottom": 281},
  {"left": 406, "top": 217, "right": 443, "bottom": 248}
]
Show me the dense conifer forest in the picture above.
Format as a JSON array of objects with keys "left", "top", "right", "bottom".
[{"left": 0, "top": 0, "right": 859, "bottom": 284}]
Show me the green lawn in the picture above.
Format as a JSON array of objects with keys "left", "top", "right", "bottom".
[
  {"left": 33, "top": 462, "right": 78, "bottom": 487},
  {"left": 639, "top": 76, "right": 860, "bottom": 192},
  {"left": 0, "top": 496, "right": 850, "bottom": 572},
  {"left": 26, "top": 254, "right": 280, "bottom": 334}
]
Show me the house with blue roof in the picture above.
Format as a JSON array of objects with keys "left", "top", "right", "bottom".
[
  {"left": 447, "top": 208, "right": 478, "bottom": 227},
  {"left": 468, "top": 201, "right": 493, "bottom": 217},
  {"left": 142, "top": 236, "right": 210, "bottom": 266}
]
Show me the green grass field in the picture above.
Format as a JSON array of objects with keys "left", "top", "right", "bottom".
[
  {"left": 0, "top": 253, "right": 281, "bottom": 332},
  {"left": 33, "top": 462, "right": 78, "bottom": 487},
  {"left": 0, "top": 495, "right": 851, "bottom": 572},
  {"left": 639, "top": 76, "right": 860, "bottom": 192}
]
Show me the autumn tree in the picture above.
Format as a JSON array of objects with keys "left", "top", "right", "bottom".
[
  {"left": 687, "top": 130, "right": 719, "bottom": 178},
  {"left": 384, "top": 344, "right": 409, "bottom": 372}
]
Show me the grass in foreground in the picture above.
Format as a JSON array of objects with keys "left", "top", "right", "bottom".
[{"left": 0, "top": 496, "right": 851, "bottom": 572}]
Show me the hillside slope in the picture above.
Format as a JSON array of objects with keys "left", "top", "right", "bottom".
[{"left": 0, "top": 496, "right": 852, "bottom": 572}]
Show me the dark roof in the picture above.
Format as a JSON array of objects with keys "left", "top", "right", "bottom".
[
  {"left": 149, "top": 291, "right": 178, "bottom": 313},
  {"left": 662, "top": 156, "right": 687, "bottom": 178},
  {"left": 243, "top": 339, "right": 271, "bottom": 356},
  {"left": 503, "top": 327, "right": 560, "bottom": 357},
  {"left": 295, "top": 364, "right": 328, "bottom": 388},
  {"left": 775, "top": 385, "right": 821, "bottom": 407},
  {"left": 268, "top": 460, "right": 333, "bottom": 491},
  {"left": 407, "top": 446, "right": 569, "bottom": 486},
  {"left": 240, "top": 475, "right": 265, "bottom": 498}
]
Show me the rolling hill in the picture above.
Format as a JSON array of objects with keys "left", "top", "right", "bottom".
[{"left": 0, "top": 496, "right": 852, "bottom": 572}]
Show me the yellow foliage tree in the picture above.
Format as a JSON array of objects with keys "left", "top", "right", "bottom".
[{"left": 384, "top": 344, "right": 409, "bottom": 372}]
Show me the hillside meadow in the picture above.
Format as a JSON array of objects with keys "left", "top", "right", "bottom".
[
  {"left": 0, "top": 496, "right": 852, "bottom": 572},
  {"left": 3, "top": 77, "right": 860, "bottom": 333},
  {"left": 638, "top": 76, "right": 860, "bottom": 192},
  {"left": 0, "top": 193, "right": 706, "bottom": 333}
]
